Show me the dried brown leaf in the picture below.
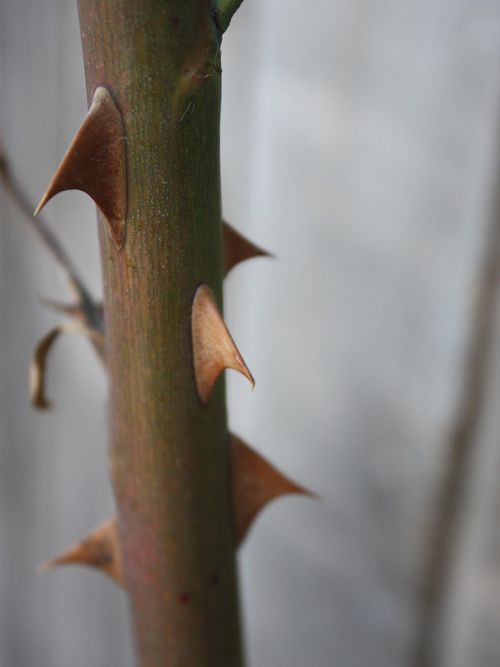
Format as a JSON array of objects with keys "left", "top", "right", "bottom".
[{"left": 30, "top": 323, "right": 105, "bottom": 409}]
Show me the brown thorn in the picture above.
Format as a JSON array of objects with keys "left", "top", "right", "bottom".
[
  {"left": 191, "top": 284, "right": 255, "bottom": 404},
  {"left": 30, "top": 322, "right": 105, "bottom": 410},
  {"left": 39, "top": 517, "right": 123, "bottom": 586},
  {"left": 37, "top": 438, "right": 311, "bottom": 587},
  {"left": 223, "top": 221, "right": 273, "bottom": 276},
  {"left": 231, "top": 433, "right": 313, "bottom": 545},
  {"left": 34, "top": 87, "right": 127, "bottom": 248}
]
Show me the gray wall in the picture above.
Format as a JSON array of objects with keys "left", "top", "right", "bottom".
[{"left": 1, "top": 1, "right": 500, "bottom": 665}]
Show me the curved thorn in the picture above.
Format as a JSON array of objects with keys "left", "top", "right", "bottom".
[
  {"left": 37, "top": 437, "right": 311, "bottom": 586},
  {"left": 223, "top": 221, "right": 273, "bottom": 276},
  {"left": 191, "top": 284, "right": 254, "bottom": 404},
  {"left": 30, "top": 323, "right": 105, "bottom": 410},
  {"left": 39, "top": 517, "right": 123, "bottom": 585},
  {"left": 34, "top": 87, "right": 127, "bottom": 248},
  {"left": 231, "top": 433, "right": 313, "bottom": 545}
]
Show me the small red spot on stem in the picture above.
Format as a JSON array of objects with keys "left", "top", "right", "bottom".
[
  {"left": 209, "top": 572, "right": 219, "bottom": 587},
  {"left": 170, "top": 15, "right": 179, "bottom": 26},
  {"left": 178, "top": 592, "right": 191, "bottom": 604}
]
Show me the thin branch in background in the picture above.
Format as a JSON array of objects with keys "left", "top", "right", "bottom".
[
  {"left": 413, "top": 142, "right": 500, "bottom": 667},
  {"left": 0, "top": 138, "right": 103, "bottom": 332}
]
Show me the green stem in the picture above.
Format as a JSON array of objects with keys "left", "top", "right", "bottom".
[
  {"left": 215, "top": 0, "right": 245, "bottom": 33},
  {"left": 77, "top": 2, "right": 244, "bottom": 665}
]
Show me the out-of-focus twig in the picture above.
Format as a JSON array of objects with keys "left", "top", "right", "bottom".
[
  {"left": 413, "top": 139, "right": 500, "bottom": 667},
  {"left": 0, "top": 140, "right": 103, "bottom": 333}
]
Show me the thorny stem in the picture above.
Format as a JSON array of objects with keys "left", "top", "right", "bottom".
[
  {"left": 6, "top": 1, "right": 305, "bottom": 664},
  {"left": 0, "top": 145, "right": 102, "bottom": 332},
  {"left": 77, "top": 1, "right": 245, "bottom": 665}
]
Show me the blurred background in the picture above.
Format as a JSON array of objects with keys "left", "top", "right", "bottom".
[{"left": 1, "top": 0, "right": 500, "bottom": 665}]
